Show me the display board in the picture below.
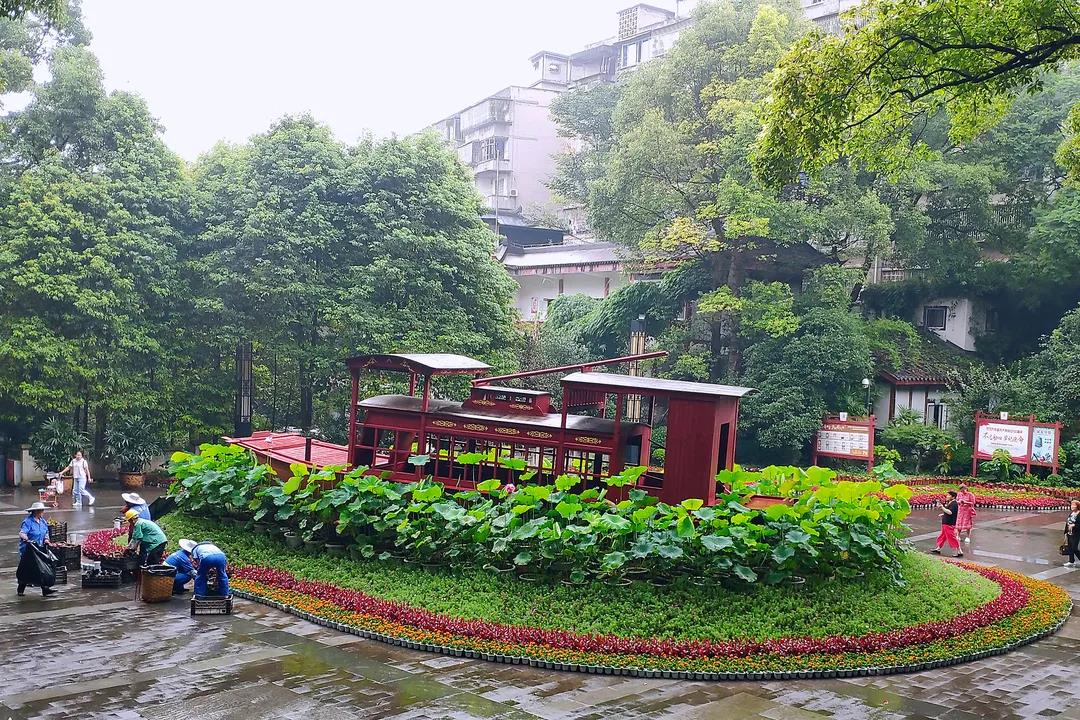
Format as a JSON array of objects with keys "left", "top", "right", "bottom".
[
  {"left": 972, "top": 412, "right": 1060, "bottom": 474},
  {"left": 812, "top": 415, "right": 874, "bottom": 470}
]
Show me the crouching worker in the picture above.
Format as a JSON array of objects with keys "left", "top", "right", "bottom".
[
  {"left": 192, "top": 541, "right": 229, "bottom": 597},
  {"left": 164, "top": 539, "right": 197, "bottom": 594},
  {"left": 126, "top": 509, "right": 168, "bottom": 566}
]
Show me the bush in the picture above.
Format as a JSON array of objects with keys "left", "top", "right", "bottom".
[
  {"left": 874, "top": 445, "right": 902, "bottom": 465},
  {"left": 880, "top": 409, "right": 959, "bottom": 473},
  {"left": 978, "top": 449, "right": 1024, "bottom": 484},
  {"left": 29, "top": 418, "right": 89, "bottom": 472},
  {"left": 104, "top": 415, "right": 165, "bottom": 473},
  {"left": 168, "top": 445, "right": 913, "bottom": 586}
]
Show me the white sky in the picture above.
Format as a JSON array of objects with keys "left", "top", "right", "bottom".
[{"left": 79, "top": 0, "right": 699, "bottom": 160}]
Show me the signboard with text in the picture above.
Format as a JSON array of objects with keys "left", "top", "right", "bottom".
[
  {"left": 812, "top": 415, "right": 875, "bottom": 470},
  {"left": 973, "top": 412, "right": 1060, "bottom": 474}
]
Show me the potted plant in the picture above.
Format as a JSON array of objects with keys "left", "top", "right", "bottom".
[
  {"left": 104, "top": 416, "right": 164, "bottom": 489},
  {"left": 29, "top": 418, "right": 90, "bottom": 475}
]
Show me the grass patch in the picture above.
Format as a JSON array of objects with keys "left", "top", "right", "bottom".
[{"left": 162, "top": 512, "right": 998, "bottom": 642}]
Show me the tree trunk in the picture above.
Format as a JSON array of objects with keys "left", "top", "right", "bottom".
[
  {"left": 706, "top": 219, "right": 747, "bottom": 379},
  {"left": 724, "top": 237, "right": 746, "bottom": 378},
  {"left": 93, "top": 405, "right": 107, "bottom": 459},
  {"left": 299, "top": 357, "right": 313, "bottom": 433},
  {"left": 270, "top": 352, "right": 278, "bottom": 430}
]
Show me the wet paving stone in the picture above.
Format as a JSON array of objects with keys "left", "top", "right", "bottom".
[{"left": 1, "top": 484, "right": 1079, "bottom": 719}]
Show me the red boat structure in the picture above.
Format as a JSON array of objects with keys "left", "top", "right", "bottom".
[{"left": 227, "top": 352, "right": 755, "bottom": 505}]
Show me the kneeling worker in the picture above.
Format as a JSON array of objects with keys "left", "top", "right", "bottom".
[
  {"left": 126, "top": 509, "right": 168, "bottom": 566},
  {"left": 192, "top": 541, "right": 230, "bottom": 597},
  {"left": 164, "top": 538, "right": 197, "bottom": 594}
]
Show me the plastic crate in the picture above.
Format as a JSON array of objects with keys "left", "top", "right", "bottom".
[
  {"left": 53, "top": 566, "right": 67, "bottom": 585},
  {"left": 100, "top": 555, "right": 139, "bottom": 576},
  {"left": 47, "top": 522, "right": 67, "bottom": 543},
  {"left": 82, "top": 571, "right": 123, "bottom": 588},
  {"left": 52, "top": 544, "right": 81, "bottom": 570},
  {"left": 191, "top": 594, "right": 233, "bottom": 616}
]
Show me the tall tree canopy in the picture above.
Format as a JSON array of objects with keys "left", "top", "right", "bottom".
[
  {"left": 192, "top": 118, "right": 518, "bottom": 435},
  {"left": 756, "top": 0, "right": 1080, "bottom": 184},
  {"left": 552, "top": 0, "right": 891, "bottom": 375},
  {"left": 0, "top": 46, "right": 189, "bottom": 447}
]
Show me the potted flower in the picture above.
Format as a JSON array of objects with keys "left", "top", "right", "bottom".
[{"left": 104, "top": 416, "right": 164, "bottom": 490}]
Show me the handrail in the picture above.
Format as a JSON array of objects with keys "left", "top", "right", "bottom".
[{"left": 472, "top": 351, "right": 668, "bottom": 387}]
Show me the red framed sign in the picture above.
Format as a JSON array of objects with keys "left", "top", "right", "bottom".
[
  {"left": 972, "top": 412, "right": 1060, "bottom": 474},
  {"left": 812, "top": 415, "right": 875, "bottom": 470}
]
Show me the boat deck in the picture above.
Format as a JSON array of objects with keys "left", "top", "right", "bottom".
[{"left": 225, "top": 431, "right": 349, "bottom": 468}]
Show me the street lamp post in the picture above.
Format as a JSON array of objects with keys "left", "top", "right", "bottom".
[{"left": 861, "top": 377, "right": 872, "bottom": 417}]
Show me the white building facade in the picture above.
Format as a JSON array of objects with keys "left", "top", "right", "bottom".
[
  {"left": 498, "top": 243, "right": 627, "bottom": 321},
  {"left": 431, "top": 86, "right": 569, "bottom": 218}
]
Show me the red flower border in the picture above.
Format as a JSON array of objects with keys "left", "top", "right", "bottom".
[
  {"left": 83, "top": 527, "right": 127, "bottom": 559},
  {"left": 908, "top": 490, "right": 1067, "bottom": 510},
  {"left": 230, "top": 561, "right": 1028, "bottom": 660}
]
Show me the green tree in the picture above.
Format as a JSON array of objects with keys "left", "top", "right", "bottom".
[
  {"left": 0, "top": 47, "right": 188, "bottom": 449},
  {"left": 739, "top": 306, "right": 873, "bottom": 462},
  {"left": 193, "top": 120, "right": 519, "bottom": 436},
  {"left": 553, "top": 1, "right": 904, "bottom": 376},
  {"left": 756, "top": 0, "right": 1080, "bottom": 184}
]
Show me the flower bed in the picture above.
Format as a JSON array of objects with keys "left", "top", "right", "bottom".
[
  {"left": 82, "top": 528, "right": 128, "bottom": 559},
  {"left": 229, "top": 560, "right": 1069, "bottom": 678},
  {"left": 847, "top": 474, "right": 1080, "bottom": 502},
  {"left": 905, "top": 484, "right": 1069, "bottom": 511}
]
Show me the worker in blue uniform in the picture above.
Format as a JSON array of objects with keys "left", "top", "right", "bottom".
[
  {"left": 121, "top": 493, "right": 152, "bottom": 520},
  {"left": 163, "top": 538, "right": 197, "bottom": 594},
  {"left": 192, "top": 541, "right": 230, "bottom": 597}
]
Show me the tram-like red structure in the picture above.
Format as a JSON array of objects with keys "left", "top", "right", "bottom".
[{"left": 230, "top": 352, "right": 754, "bottom": 505}]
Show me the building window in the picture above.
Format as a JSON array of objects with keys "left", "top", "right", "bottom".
[
  {"left": 986, "top": 308, "right": 1000, "bottom": 332},
  {"left": 621, "top": 41, "right": 641, "bottom": 67},
  {"left": 923, "top": 306, "right": 947, "bottom": 331},
  {"left": 472, "top": 137, "right": 507, "bottom": 165},
  {"left": 926, "top": 402, "right": 947, "bottom": 430},
  {"left": 558, "top": 278, "right": 564, "bottom": 296}
]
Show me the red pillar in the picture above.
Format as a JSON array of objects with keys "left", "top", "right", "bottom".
[{"left": 348, "top": 370, "right": 359, "bottom": 468}]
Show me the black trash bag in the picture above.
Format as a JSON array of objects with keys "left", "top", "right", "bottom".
[
  {"left": 16, "top": 543, "right": 57, "bottom": 588},
  {"left": 147, "top": 496, "right": 176, "bottom": 521},
  {"left": 144, "top": 564, "right": 176, "bottom": 577}
]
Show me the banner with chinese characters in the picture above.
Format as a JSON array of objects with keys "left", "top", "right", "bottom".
[{"left": 973, "top": 413, "right": 1060, "bottom": 473}]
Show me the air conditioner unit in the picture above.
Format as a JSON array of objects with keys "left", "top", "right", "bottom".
[{"left": 508, "top": 189, "right": 518, "bottom": 197}]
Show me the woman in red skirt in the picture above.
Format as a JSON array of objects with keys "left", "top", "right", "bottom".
[
  {"left": 931, "top": 490, "right": 964, "bottom": 557},
  {"left": 956, "top": 484, "right": 977, "bottom": 543}
]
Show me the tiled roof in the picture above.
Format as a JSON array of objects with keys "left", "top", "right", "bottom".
[{"left": 500, "top": 242, "right": 622, "bottom": 269}]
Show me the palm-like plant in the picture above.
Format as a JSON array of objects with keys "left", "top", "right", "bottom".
[
  {"left": 29, "top": 418, "right": 90, "bottom": 471},
  {"left": 104, "top": 416, "right": 164, "bottom": 473}
]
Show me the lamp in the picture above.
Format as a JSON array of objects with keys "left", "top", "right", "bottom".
[{"left": 861, "top": 377, "right": 872, "bottom": 417}]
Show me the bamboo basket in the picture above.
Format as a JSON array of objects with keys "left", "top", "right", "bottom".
[{"left": 137, "top": 565, "right": 176, "bottom": 603}]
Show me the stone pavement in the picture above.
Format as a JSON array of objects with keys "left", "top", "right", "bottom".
[{"left": 1, "top": 484, "right": 1079, "bottom": 720}]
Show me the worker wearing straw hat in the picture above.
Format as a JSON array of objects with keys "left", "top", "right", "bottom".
[
  {"left": 163, "top": 539, "right": 197, "bottom": 594},
  {"left": 17, "top": 501, "right": 57, "bottom": 597},
  {"left": 121, "top": 493, "right": 151, "bottom": 521},
  {"left": 125, "top": 509, "right": 168, "bottom": 566}
]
